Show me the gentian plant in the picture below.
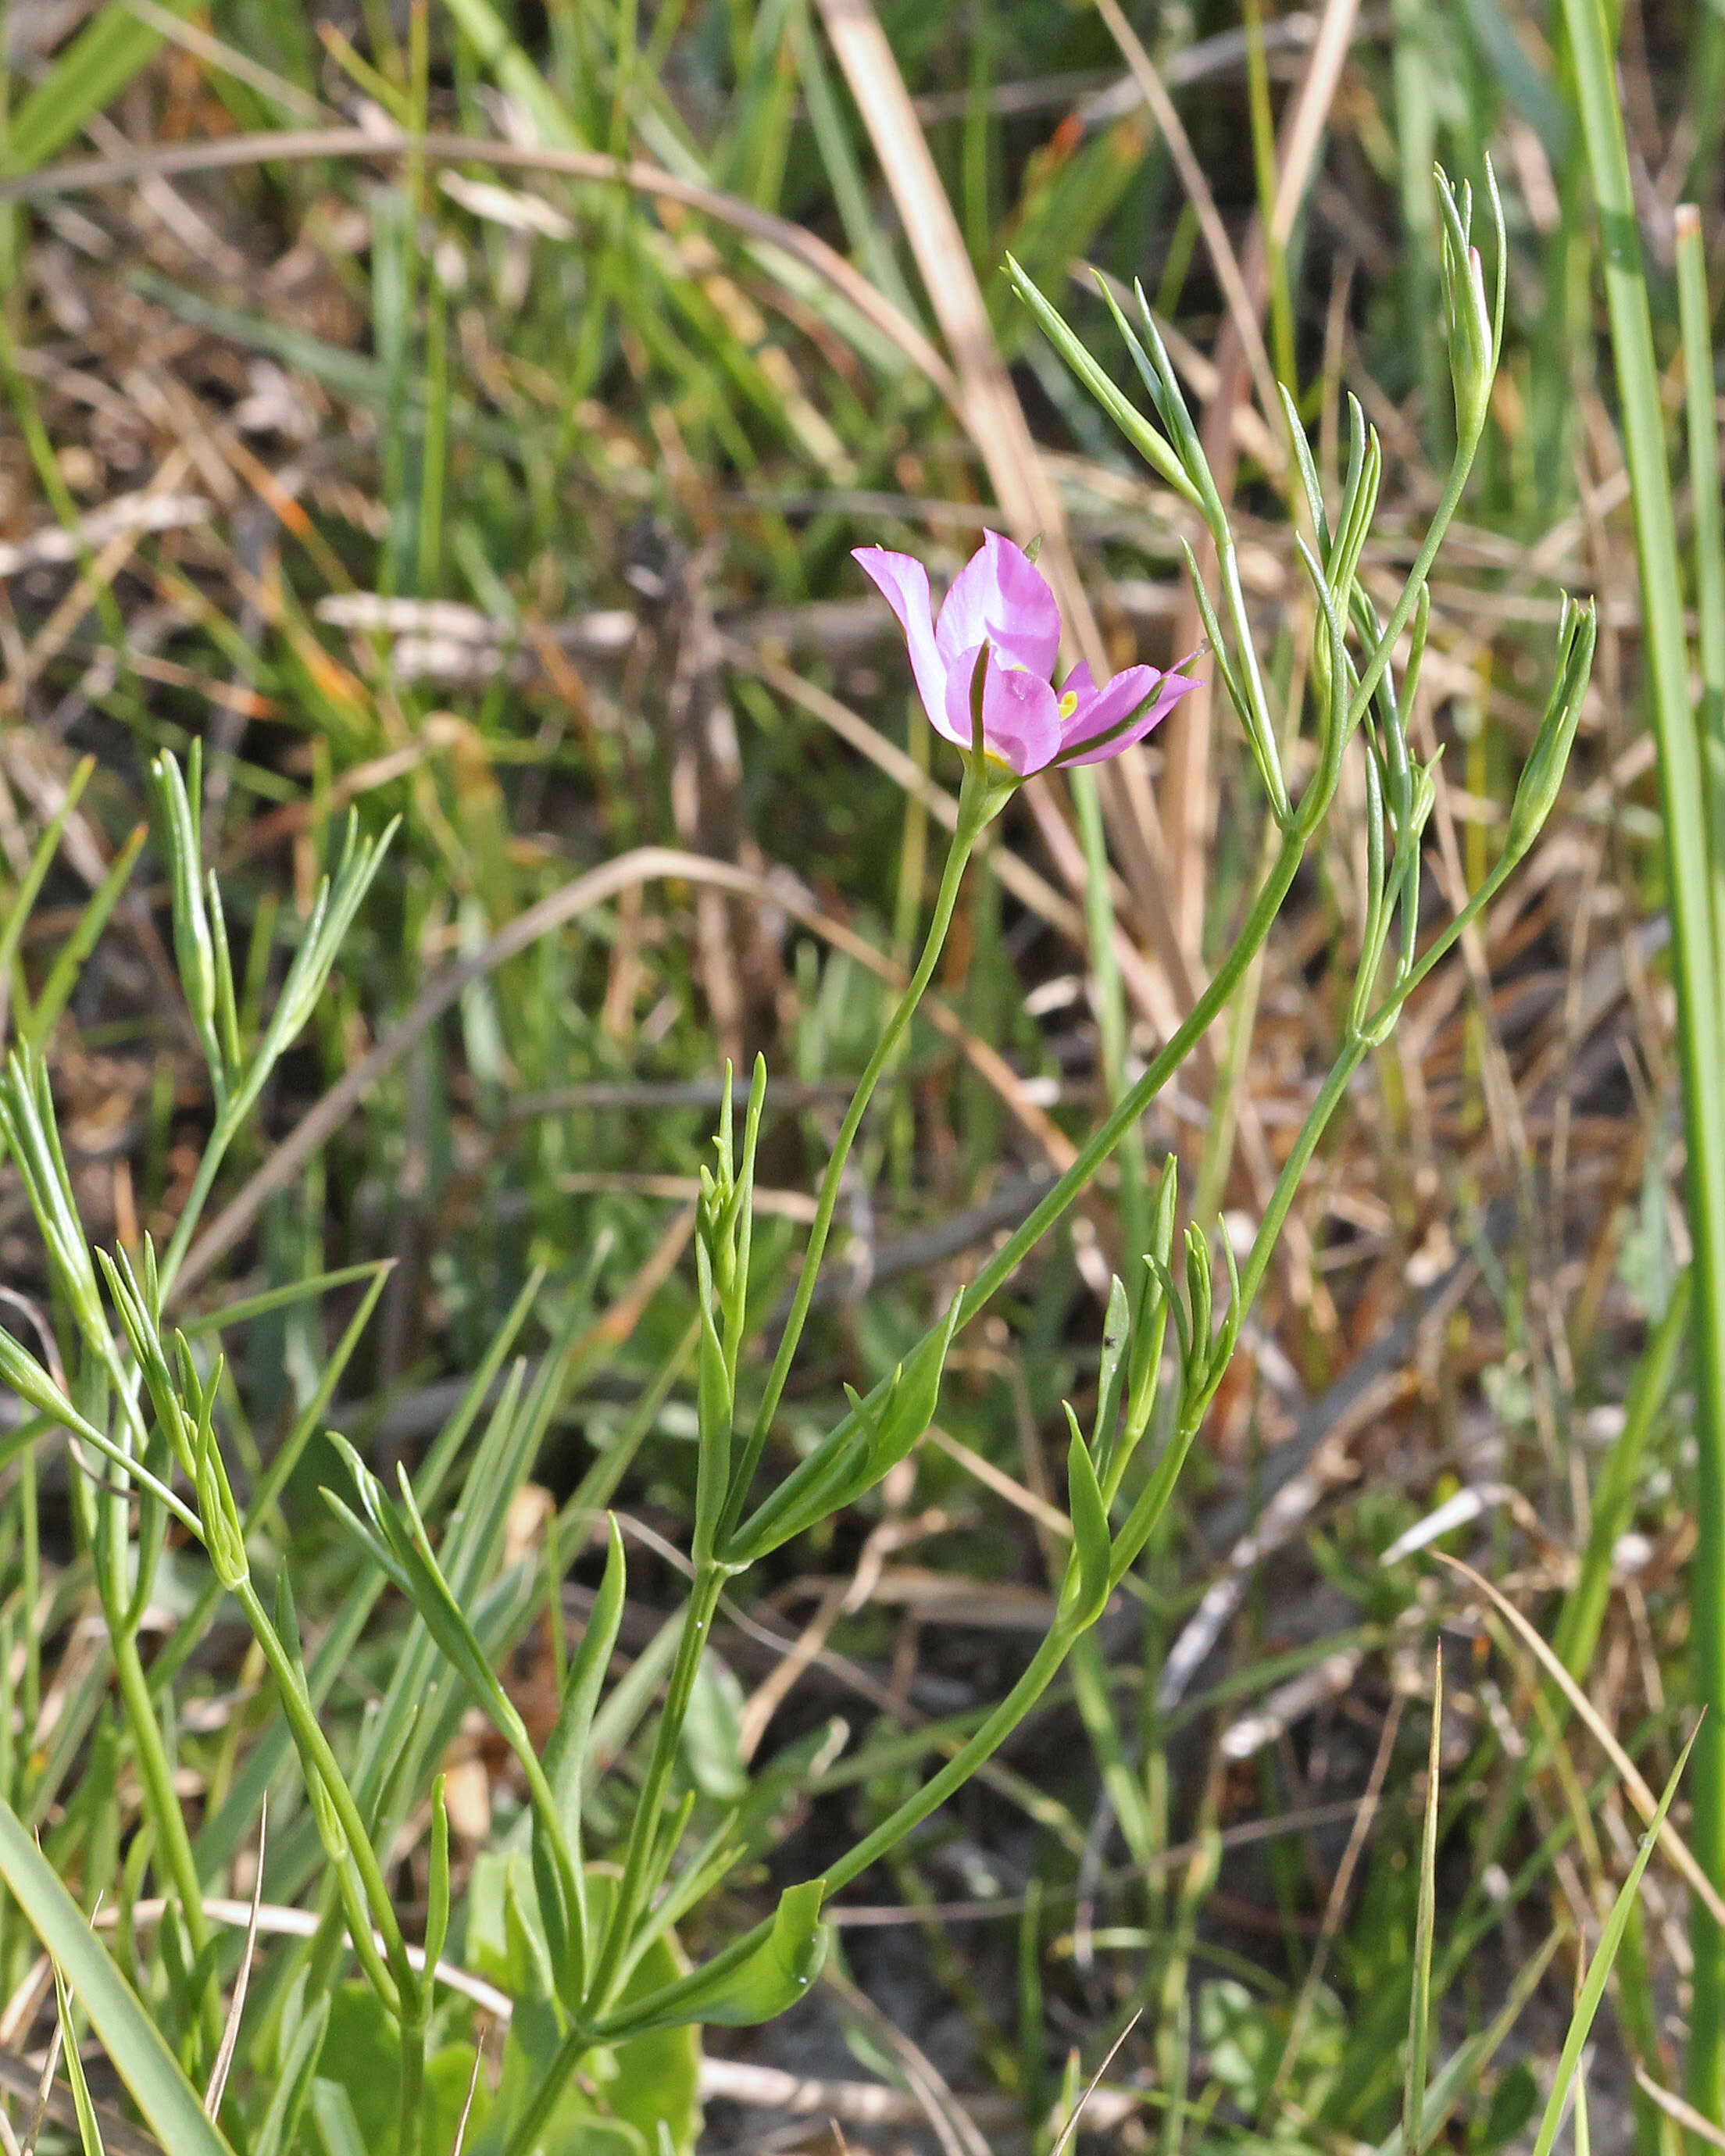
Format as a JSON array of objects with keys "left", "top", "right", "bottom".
[{"left": 0, "top": 166, "right": 1604, "bottom": 2156}]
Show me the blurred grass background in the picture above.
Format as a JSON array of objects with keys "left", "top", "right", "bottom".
[{"left": 0, "top": 0, "right": 1721, "bottom": 2146}]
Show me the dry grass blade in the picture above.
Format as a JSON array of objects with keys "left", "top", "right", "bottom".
[
  {"left": 1089, "top": 0, "right": 1280, "bottom": 434},
  {"left": 820, "top": 1965, "right": 989, "bottom": 2156},
  {"left": 1430, "top": 1551, "right": 1725, "bottom": 1929},
  {"left": 449, "top": 2038, "right": 485, "bottom": 2156},
  {"left": 18, "top": 2019, "right": 62, "bottom": 2156},
  {"left": 1633, "top": 2067, "right": 1725, "bottom": 2151},
  {"left": 809, "top": 0, "right": 1092, "bottom": 625},
  {"left": 1050, "top": 2011, "right": 1142, "bottom": 2156},
  {"left": 0, "top": 130, "right": 962, "bottom": 412},
  {"left": 1268, "top": 0, "right": 1364, "bottom": 247},
  {"left": 202, "top": 1803, "right": 264, "bottom": 2122}
]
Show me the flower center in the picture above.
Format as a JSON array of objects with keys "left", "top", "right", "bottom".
[{"left": 1059, "top": 691, "right": 1080, "bottom": 721}]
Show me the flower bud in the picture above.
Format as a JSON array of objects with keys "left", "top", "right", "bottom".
[
  {"left": 195, "top": 1414, "right": 250, "bottom": 1591},
  {"left": 1435, "top": 167, "right": 1498, "bottom": 448},
  {"left": 1444, "top": 240, "right": 1493, "bottom": 444},
  {"left": 1505, "top": 598, "right": 1596, "bottom": 862},
  {"left": 151, "top": 753, "right": 222, "bottom": 1080}
]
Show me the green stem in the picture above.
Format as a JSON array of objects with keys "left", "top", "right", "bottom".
[
  {"left": 1558, "top": 0, "right": 1725, "bottom": 2119},
  {"left": 953, "top": 829, "right": 1300, "bottom": 1315},
  {"left": 823, "top": 1624, "right": 1080, "bottom": 1901},
  {"left": 584, "top": 1564, "right": 725, "bottom": 2016},
  {"left": 725, "top": 824, "right": 1305, "bottom": 1569},
  {"left": 155, "top": 1104, "right": 241, "bottom": 1305},
  {"left": 720, "top": 785, "right": 991, "bottom": 1542},
  {"left": 233, "top": 1580, "right": 420, "bottom": 2015},
  {"left": 1071, "top": 766, "right": 1145, "bottom": 1268},
  {"left": 507, "top": 2021, "right": 595, "bottom": 2156},
  {"left": 111, "top": 1631, "right": 211, "bottom": 1969}
]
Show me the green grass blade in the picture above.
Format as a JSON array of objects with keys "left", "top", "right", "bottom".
[
  {"left": 437, "top": 0, "right": 582, "bottom": 148},
  {"left": 19, "top": 823, "right": 148, "bottom": 1052},
  {"left": 1554, "top": 1269, "right": 1691, "bottom": 1680},
  {"left": 1374, "top": 1926, "right": 1563, "bottom": 2156},
  {"left": 1677, "top": 205, "right": 1725, "bottom": 1001},
  {"left": 0, "top": 757, "right": 93, "bottom": 1037},
  {"left": 4, "top": 0, "right": 194, "bottom": 175},
  {"left": 0, "top": 1801, "right": 235, "bottom": 2156},
  {"left": 1557, "top": 0, "right": 1725, "bottom": 2113},
  {"left": 1529, "top": 1724, "right": 1700, "bottom": 2156},
  {"left": 1403, "top": 1648, "right": 1441, "bottom": 2156},
  {"left": 53, "top": 1965, "right": 106, "bottom": 2156}
]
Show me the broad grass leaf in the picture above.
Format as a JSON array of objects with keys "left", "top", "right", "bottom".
[{"left": 0, "top": 1801, "right": 234, "bottom": 2156}]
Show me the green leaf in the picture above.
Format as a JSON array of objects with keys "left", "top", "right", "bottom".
[
  {"left": 1061, "top": 1426, "right": 1111, "bottom": 1628},
  {"left": 1088, "top": 1276, "right": 1131, "bottom": 1479},
  {"left": 733, "top": 1299, "right": 963, "bottom": 1561},
  {"left": 545, "top": 1515, "right": 626, "bottom": 1844},
  {"left": 456, "top": 1865, "right": 702, "bottom": 2156},
  {"left": 691, "top": 1281, "right": 732, "bottom": 1568},
  {"left": 0, "top": 760, "right": 91, "bottom": 992},
  {"left": 309, "top": 2077, "right": 370, "bottom": 2156},
  {"left": 0, "top": 1799, "right": 235, "bottom": 2156},
  {"left": 596, "top": 1880, "right": 828, "bottom": 2040},
  {"left": 1005, "top": 256, "right": 1198, "bottom": 505},
  {"left": 17, "top": 801, "right": 142, "bottom": 1052},
  {"left": 174, "top": 1261, "right": 392, "bottom": 1338}
]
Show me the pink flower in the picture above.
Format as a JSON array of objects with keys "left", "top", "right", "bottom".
[{"left": 854, "top": 531, "right": 1197, "bottom": 778}]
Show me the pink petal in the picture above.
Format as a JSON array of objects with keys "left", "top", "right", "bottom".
[
  {"left": 943, "top": 643, "right": 1062, "bottom": 776},
  {"left": 1059, "top": 665, "right": 1198, "bottom": 766},
  {"left": 935, "top": 532, "right": 1061, "bottom": 684},
  {"left": 853, "top": 547, "right": 959, "bottom": 743}
]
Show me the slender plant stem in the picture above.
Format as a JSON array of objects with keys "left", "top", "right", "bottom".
[
  {"left": 720, "top": 786, "right": 991, "bottom": 1540},
  {"left": 823, "top": 1622, "right": 1077, "bottom": 1899},
  {"left": 1070, "top": 766, "right": 1146, "bottom": 1267},
  {"left": 502, "top": 1570, "right": 731, "bottom": 2156},
  {"left": 155, "top": 1105, "right": 241, "bottom": 1305},
  {"left": 960, "top": 829, "right": 1299, "bottom": 1314},
  {"left": 110, "top": 1632, "right": 212, "bottom": 1964},
  {"left": 234, "top": 1580, "right": 420, "bottom": 2011},
  {"left": 584, "top": 1564, "right": 726, "bottom": 2015},
  {"left": 1558, "top": 0, "right": 1725, "bottom": 2117}
]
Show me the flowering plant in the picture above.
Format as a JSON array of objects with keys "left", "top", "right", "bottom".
[
  {"left": 854, "top": 530, "right": 1197, "bottom": 778},
  {"left": 0, "top": 161, "right": 1606, "bottom": 2156}
]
